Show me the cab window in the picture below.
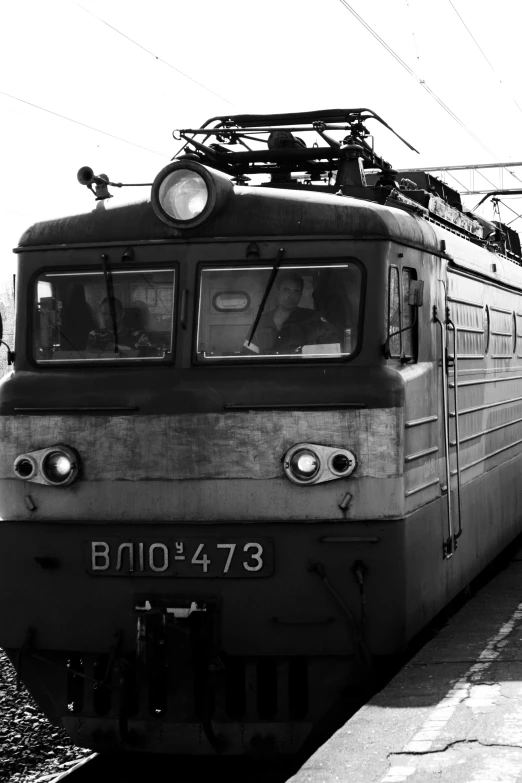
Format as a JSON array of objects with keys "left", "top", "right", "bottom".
[
  {"left": 33, "top": 268, "right": 175, "bottom": 363},
  {"left": 195, "top": 262, "right": 363, "bottom": 361}
]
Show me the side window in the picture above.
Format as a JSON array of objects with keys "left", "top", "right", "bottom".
[
  {"left": 401, "top": 267, "right": 417, "bottom": 360},
  {"left": 388, "top": 266, "right": 401, "bottom": 357}
]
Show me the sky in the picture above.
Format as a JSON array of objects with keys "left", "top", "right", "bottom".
[{"left": 2, "top": 0, "right": 522, "bottom": 283}]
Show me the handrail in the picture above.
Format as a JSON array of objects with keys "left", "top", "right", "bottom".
[
  {"left": 434, "top": 305, "right": 454, "bottom": 558},
  {"left": 447, "top": 315, "right": 463, "bottom": 540}
]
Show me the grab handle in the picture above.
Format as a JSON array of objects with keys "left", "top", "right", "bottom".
[{"left": 434, "top": 305, "right": 453, "bottom": 558}]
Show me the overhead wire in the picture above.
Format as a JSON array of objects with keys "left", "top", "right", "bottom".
[
  {"left": 404, "top": 0, "right": 421, "bottom": 67},
  {"left": 337, "top": 0, "right": 517, "bottom": 173},
  {"left": 77, "top": 3, "right": 237, "bottom": 109},
  {"left": 447, "top": 0, "right": 522, "bottom": 207},
  {"left": 447, "top": 0, "right": 522, "bottom": 116},
  {"left": 0, "top": 90, "right": 169, "bottom": 158},
  {"left": 447, "top": 0, "right": 497, "bottom": 71}
]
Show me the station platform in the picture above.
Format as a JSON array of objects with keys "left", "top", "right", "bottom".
[{"left": 289, "top": 547, "right": 522, "bottom": 783}]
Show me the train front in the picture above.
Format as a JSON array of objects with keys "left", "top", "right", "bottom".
[{"left": 0, "top": 118, "right": 423, "bottom": 756}]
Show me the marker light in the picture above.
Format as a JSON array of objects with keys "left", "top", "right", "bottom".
[
  {"left": 14, "top": 455, "right": 37, "bottom": 480},
  {"left": 151, "top": 160, "right": 234, "bottom": 229},
  {"left": 13, "top": 444, "right": 80, "bottom": 487},
  {"left": 330, "top": 452, "right": 354, "bottom": 475}
]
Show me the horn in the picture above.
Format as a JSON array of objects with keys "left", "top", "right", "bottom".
[{"left": 77, "top": 166, "right": 95, "bottom": 186}]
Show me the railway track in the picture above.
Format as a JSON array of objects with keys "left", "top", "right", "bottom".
[
  {"left": 40, "top": 753, "right": 301, "bottom": 783},
  {"left": 41, "top": 755, "right": 97, "bottom": 782}
]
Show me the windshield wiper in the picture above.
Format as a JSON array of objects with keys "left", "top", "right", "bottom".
[
  {"left": 244, "top": 247, "right": 285, "bottom": 352},
  {"left": 101, "top": 254, "right": 119, "bottom": 353}
]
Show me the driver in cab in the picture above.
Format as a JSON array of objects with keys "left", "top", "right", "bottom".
[
  {"left": 253, "top": 273, "right": 339, "bottom": 354},
  {"left": 86, "top": 297, "right": 153, "bottom": 356}
]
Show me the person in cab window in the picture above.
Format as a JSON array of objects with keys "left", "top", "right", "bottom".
[
  {"left": 61, "top": 284, "right": 96, "bottom": 351},
  {"left": 255, "top": 273, "right": 339, "bottom": 354},
  {"left": 86, "top": 297, "right": 153, "bottom": 356}
]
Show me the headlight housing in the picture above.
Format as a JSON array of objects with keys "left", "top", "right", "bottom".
[
  {"left": 284, "top": 443, "right": 356, "bottom": 485},
  {"left": 151, "top": 160, "right": 233, "bottom": 229},
  {"left": 14, "top": 444, "right": 80, "bottom": 487}
]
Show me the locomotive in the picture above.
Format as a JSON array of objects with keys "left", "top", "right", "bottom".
[{"left": 1, "top": 108, "right": 522, "bottom": 757}]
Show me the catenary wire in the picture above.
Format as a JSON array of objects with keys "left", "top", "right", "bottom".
[
  {"left": 447, "top": 0, "right": 522, "bottom": 116},
  {"left": 337, "top": 0, "right": 517, "bottom": 175},
  {"left": 77, "top": 4, "right": 237, "bottom": 109},
  {"left": 0, "top": 90, "right": 169, "bottom": 158},
  {"left": 447, "top": 0, "right": 497, "bottom": 71},
  {"left": 404, "top": 0, "right": 421, "bottom": 66}
]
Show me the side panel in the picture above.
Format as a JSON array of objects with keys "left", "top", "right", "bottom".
[
  {"left": 405, "top": 451, "right": 522, "bottom": 639},
  {"left": 448, "top": 270, "right": 522, "bottom": 488},
  {"left": 403, "top": 265, "right": 522, "bottom": 637}
]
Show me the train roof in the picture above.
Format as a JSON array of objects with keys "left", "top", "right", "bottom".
[
  {"left": 17, "top": 186, "right": 439, "bottom": 250},
  {"left": 17, "top": 182, "right": 522, "bottom": 292}
]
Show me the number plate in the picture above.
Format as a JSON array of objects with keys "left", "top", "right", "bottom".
[{"left": 86, "top": 538, "right": 273, "bottom": 577}]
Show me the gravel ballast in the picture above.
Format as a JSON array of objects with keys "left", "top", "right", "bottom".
[{"left": 0, "top": 649, "right": 88, "bottom": 782}]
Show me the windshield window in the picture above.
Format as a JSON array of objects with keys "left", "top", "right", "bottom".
[
  {"left": 33, "top": 269, "right": 175, "bottom": 362},
  {"left": 196, "top": 262, "right": 362, "bottom": 360}
]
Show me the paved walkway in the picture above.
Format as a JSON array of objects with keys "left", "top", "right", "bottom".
[{"left": 290, "top": 547, "right": 522, "bottom": 782}]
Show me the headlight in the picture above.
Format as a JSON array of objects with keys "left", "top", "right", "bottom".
[
  {"left": 151, "top": 160, "right": 233, "bottom": 229},
  {"left": 13, "top": 444, "right": 80, "bottom": 487},
  {"left": 289, "top": 449, "right": 320, "bottom": 481},
  {"left": 42, "top": 451, "right": 75, "bottom": 486},
  {"left": 158, "top": 169, "right": 209, "bottom": 220}
]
